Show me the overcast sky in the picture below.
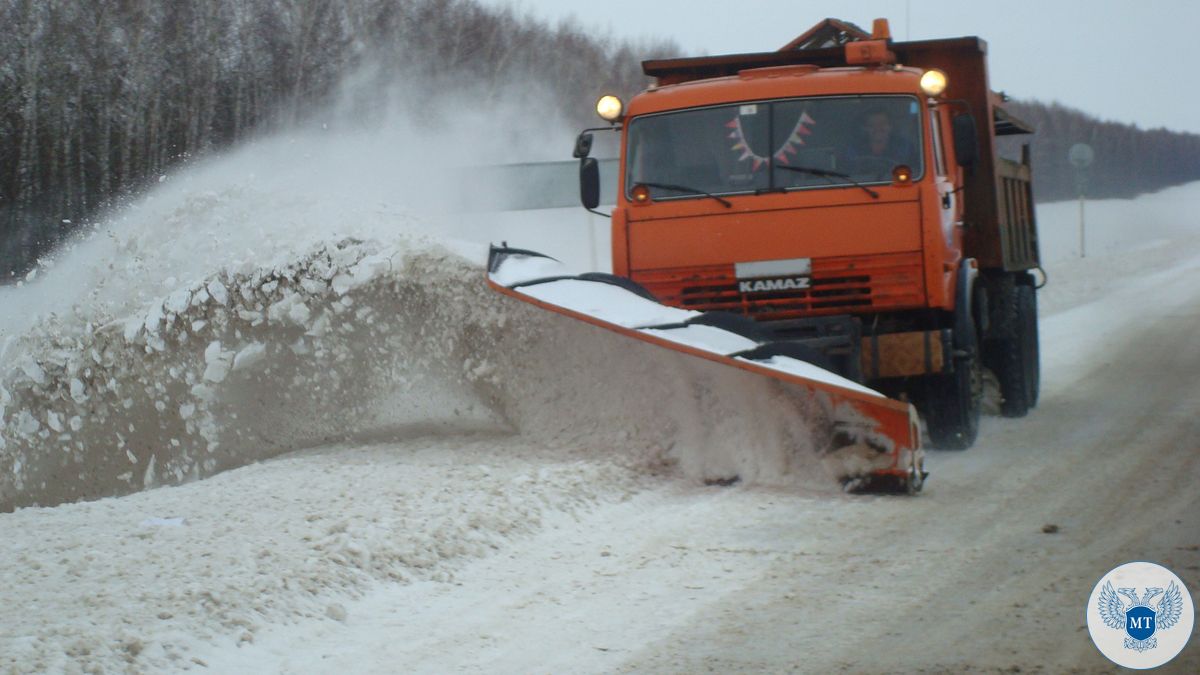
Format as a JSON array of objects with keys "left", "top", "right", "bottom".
[{"left": 477, "top": 0, "right": 1200, "bottom": 135}]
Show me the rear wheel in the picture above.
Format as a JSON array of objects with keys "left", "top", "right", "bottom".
[{"left": 997, "top": 281, "right": 1040, "bottom": 417}]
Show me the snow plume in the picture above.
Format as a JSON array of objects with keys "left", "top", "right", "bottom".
[
  {"left": 0, "top": 72, "right": 579, "bottom": 341},
  {"left": 0, "top": 235, "right": 838, "bottom": 511},
  {"left": 0, "top": 76, "right": 836, "bottom": 511}
]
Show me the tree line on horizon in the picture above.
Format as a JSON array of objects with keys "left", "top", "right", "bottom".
[
  {"left": 0, "top": 0, "right": 670, "bottom": 278},
  {"left": 1000, "top": 100, "right": 1200, "bottom": 202},
  {"left": 3, "top": 0, "right": 1199, "bottom": 278}
]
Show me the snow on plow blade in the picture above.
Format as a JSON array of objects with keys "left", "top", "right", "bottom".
[{"left": 486, "top": 245, "right": 926, "bottom": 493}]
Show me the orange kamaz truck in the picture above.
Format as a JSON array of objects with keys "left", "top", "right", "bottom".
[{"left": 574, "top": 18, "right": 1040, "bottom": 450}]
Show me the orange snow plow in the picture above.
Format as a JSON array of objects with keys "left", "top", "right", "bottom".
[{"left": 487, "top": 245, "right": 925, "bottom": 493}]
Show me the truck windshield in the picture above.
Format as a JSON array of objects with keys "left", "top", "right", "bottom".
[{"left": 625, "top": 95, "right": 923, "bottom": 201}]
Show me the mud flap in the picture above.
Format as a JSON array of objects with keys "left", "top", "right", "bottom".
[{"left": 486, "top": 245, "right": 925, "bottom": 493}]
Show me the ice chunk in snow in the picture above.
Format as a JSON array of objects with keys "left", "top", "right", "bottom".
[
  {"left": 350, "top": 254, "right": 392, "bottom": 282},
  {"left": 163, "top": 289, "right": 191, "bottom": 314},
  {"left": 143, "top": 454, "right": 157, "bottom": 487},
  {"left": 69, "top": 378, "right": 87, "bottom": 402},
  {"left": 15, "top": 411, "right": 41, "bottom": 436},
  {"left": 307, "top": 314, "right": 331, "bottom": 337},
  {"left": 191, "top": 286, "right": 211, "bottom": 307},
  {"left": 331, "top": 273, "right": 354, "bottom": 296},
  {"left": 300, "top": 278, "right": 326, "bottom": 294},
  {"left": 207, "top": 280, "right": 229, "bottom": 306},
  {"left": 203, "top": 341, "right": 234, "bottom": 383},
  {"left": 18, "top": 358, "right": 47, "bottom": 385},
  {"left": 237, "top": 309, "right": 264, "bottom": 323},
  {"left": 268, "top": 293, "right": 311, "bottom": 325},
  {"left": 123, "top": 317, "right": 143, "bottom": 342},
  {"left": 143, "top": 302, "right": 165, "bottom": 334},
  {"left": 232, "top": 343, "right": 267, "bottom": 371},
  {"left": 46, "top": 412, "right": 64, "bottom": 433}
]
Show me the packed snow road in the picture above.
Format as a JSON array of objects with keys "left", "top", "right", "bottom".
[{"left": 194, "top": 243, "right": 1200, "bottom": 674}]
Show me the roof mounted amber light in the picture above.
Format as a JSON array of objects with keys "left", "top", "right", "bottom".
[
  {"left": 631, "top": 184, "right": 651, "bottom": 204},
  {"left": 892, "top": 165, "right": 913, "bottom": 185},
  {"left": 871, "top": 18, "right": 892, "bottom": 40},
  {"left": 845, "top": 39, "right": 895, "bottom": 65},
  {"left": 845, "top": 18, "right": 895, "bottom": 66}
]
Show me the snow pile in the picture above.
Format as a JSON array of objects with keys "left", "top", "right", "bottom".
[
  {"left": 1, "top": 233, "right": 839, "bottom": 511},
  {"left": 0, "top": 435, "right": 647, "bottom": 673}
]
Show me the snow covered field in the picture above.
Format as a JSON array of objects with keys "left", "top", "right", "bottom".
[{"left": 2, "top": 127, "right": 1199, "bottom": 673}]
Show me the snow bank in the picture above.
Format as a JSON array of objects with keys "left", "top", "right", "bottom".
[
  {"left": 0, "top": 234, "right": 839, "bottom": 511},
  {"left": 0, "top": 435, "right": 647, "bottom": 673}
]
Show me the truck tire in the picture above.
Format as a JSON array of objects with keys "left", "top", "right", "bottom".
[
  {"left": 922, "top": 319, "right": 983, "bottom": 450},
  {"left": 997, "top": 282, "right": 1039, "bottom": 416}
]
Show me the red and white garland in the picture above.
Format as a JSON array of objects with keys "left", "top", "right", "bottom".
[{"left": 726, "top": 111, "right": 815, "bottom": 171}]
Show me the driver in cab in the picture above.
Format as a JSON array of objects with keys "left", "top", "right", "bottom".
[{"left": 849, "top": 107, "right": 918, "bottom": 172}]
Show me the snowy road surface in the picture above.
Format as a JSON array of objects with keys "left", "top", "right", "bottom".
[
  {"left": 2, "top": 155, "right": 1199, "bottom": 673},
  {"left": 197, "top": 241, "right": 1200, "bottom": 674}
]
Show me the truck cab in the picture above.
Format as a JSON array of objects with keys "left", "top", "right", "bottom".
[{"left": 577, "top": 19, "right": 1041, "bottom": 449}]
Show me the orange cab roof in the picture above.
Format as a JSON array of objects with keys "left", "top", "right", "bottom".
[{"left": 626, "top": 66, "right": 924, "bottom": 118}]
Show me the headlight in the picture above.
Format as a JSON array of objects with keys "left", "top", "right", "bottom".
[
  {"left": 596, "top": 94, "right": 624, "bottom": 123},
  {"left": 920, "top": 69, "right": 948, "bottom": 97}
]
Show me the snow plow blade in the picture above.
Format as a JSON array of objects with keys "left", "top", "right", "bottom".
[{"left": 486, "top": 245, "right": 925, "bottom": 493}]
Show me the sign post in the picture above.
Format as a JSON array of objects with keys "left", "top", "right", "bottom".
[{"left": 1068, "top": 143, "right": 1094, "bottom": 258}]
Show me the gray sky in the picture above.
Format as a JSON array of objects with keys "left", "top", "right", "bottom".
[{"left": 479, "top": 0, "right": 1200, "bottom": 135}]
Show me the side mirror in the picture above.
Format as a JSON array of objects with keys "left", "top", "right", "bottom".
[
  {"left": 952, "top": 114, "right": 980, "bottom": 168},
  {"left": 580, "top": 158, "right": 600, "bottom": 210},
  {"left": 573, "top": 132, "right": 594, "bottom": 159}
]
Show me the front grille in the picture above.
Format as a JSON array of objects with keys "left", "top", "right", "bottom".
[{"left": 634, "top": 253, "right": 925, "bottom": 320}]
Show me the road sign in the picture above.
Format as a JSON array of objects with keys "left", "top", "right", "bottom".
[{"left": 1069, "top": 143, "right": 1094, "bottom": 169}]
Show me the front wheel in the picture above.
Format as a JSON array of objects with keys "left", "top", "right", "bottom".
[{"left": 922, "top": 329, "right": 983, "bottom": 450}]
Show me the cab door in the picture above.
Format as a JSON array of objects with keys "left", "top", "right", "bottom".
[{"left": 929, "top": 106, "right": 961, "bottom": 253}]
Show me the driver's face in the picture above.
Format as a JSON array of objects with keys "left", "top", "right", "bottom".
[{"left": 864, "top": 113, "right": 892, "bottom": 150}]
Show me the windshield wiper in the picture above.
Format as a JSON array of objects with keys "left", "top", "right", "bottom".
[
  {"left": 775, "top": 165, "right": 879, "bottom": 200},
  {"left": 635, "top": 181, "right": 732, "bottom": 208}
]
